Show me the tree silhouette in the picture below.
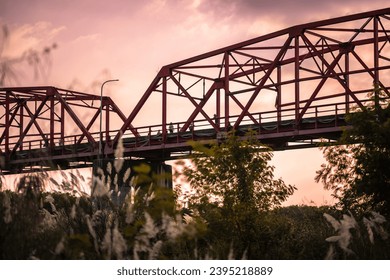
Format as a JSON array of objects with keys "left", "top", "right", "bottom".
[{"left": 316, "top": 86, "right": 390, "bottom": 216}]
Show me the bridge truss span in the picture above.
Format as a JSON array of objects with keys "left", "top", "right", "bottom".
[
  {"left": 0, "top": 86, "right": 127, "bottom": 172},
  {"left": 1, "top": 8, "right": 390, "bottom": 173},
  {"left": 117, "top": 8, "right": 390, "bottom": 141}
]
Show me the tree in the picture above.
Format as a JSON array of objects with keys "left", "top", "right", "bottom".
[
  {"left": 316, "top": 86, "right": 390, "bottom": 216},
  {"left": 177, "top": 131, "right": 295, "bottom": 212},
  {"left": 175, "top": 131, "right": 295, "bottom": 258}
]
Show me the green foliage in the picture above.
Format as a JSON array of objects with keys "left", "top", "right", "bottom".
[
  {"left": 316, "top": 87, "right": 390, "bottom": 215},
  {"left": 1, "top": 187, "right": 389, "bottom": 259},
  {"left": 174, "top": 131, "right": 298, "bottom": 259},
  {"left": 2, "top": 125, "right": 390, "bottom": 259},
  {"left": 177, "top": 131, "right": 295, "bottom": 211}
]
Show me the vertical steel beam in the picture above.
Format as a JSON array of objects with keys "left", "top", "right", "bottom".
[
  {"left": 216, "top": 88, "right": 220, "bottom": 129},
  {"left": 374, "top": 16, "right": 379, "bottom": 85},
  {"left": 277, "top": 65, "right": 282, "bottom": 124},
  {"left": 19, "top": 103, "right": 24, "bottom": 151},
  {"left": 373, "top": 16, "right": 380, "bottom": 112},
  {"left": 294, "top": 36, "right": 300, "bottom": 127},
  {"left": 5, "top": 91, "right": 10, "bottom": 156},
  {"left": 162, "top": 76, "right": 167, "bottom": 141},
  {"left": 345, "top": 52, "right": 350, "bottom": 114},
  {"left": 224, "top": 52, "right": 230, "bottom": 130},
  {"left": 60, "top": 103, "right": 65, "bottom": 144},
  {"left": 50, "top": 95, "right": 55, "bottom": 147},
  {"left": 105, "top": 102, "right": 110, "bottom": 149}
]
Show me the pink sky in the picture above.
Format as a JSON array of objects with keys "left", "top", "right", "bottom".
[{"left": 1, "top": 0, "right": 388, "bottom": 205}]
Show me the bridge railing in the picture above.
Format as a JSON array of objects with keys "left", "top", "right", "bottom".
[
  {"left": 116, "top": 98, "right": 358, "bottom": 149},
  {"left": 4, "top": 96, "right": 383, "bottom": 160}
]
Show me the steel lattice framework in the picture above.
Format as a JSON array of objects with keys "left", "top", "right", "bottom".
[
  {"left": 1, "top": 8, "right": 390, "bottom": 173},
  {"left": 0, "top": 87, "right": 128, "bottom": 172}
]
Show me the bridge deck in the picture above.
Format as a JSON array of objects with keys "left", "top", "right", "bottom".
[{"left": 4, "top": 113, "right": 346, "bottom": 173}]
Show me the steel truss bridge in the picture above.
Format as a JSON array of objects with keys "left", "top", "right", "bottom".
[{"left": 1, "top": 8, "right": 390, "bottom": 174}]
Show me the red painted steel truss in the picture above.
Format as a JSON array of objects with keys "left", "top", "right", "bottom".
[
  {"left": 1, "top": 8, "right": 390, "bottom": 173},
  {"left": 114, "top": 8, "right": 390, "bottom": 156},
  {"left": 0, "top": 87, "right": 128, "bottom": 172}
]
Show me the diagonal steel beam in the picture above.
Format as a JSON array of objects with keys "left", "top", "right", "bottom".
[
  {"left": 12, "top": 96, "right": 49, "bottom": 153},
  {"left": 170, "top": 75, "right": 219, "bottom": 132},
  {"left": 52, "top": 88, "right": 96, "bottom": 145},
  {"left": 0, "top": 101, "right": 22, "bottom": 144},
  {"left": 230, "top": 94, "right": 259, "bottom": 125},
  {"left": 297, "top": 45, "right": 344, "bottom": 121},
  {"left": 301, "top": 34, "right": 365, "bottom": 111},
  {"left": 233, "top": 36, "right": 293, "bottom": 129},
  {"left": 114, "top": 75, "right": 162, "bottom": 143}
]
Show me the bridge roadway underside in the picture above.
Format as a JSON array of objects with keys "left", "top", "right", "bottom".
[{"left": 4, "top": 114, "right": 346, "bottom": 174}]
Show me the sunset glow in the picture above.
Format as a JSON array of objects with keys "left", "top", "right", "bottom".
[{"left": 1, "top": 0, "right": 389, "bottom": 205}]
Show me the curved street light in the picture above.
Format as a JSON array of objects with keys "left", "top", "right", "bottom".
[{"left": 98, "top": 79, "right": 119, "bottom": 163}]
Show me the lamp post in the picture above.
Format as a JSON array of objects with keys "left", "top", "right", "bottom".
[{"left": 98, "top": 79, "right": 119, "bottom": 163}]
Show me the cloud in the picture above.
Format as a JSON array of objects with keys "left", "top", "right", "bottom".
[
  {"left": 71, "top": 33, "right": 102, "bottom": 44},
  {"left": 195, "top": 0, "right": 389, "bottom": 28},
  {"left": 2, "top": 21, "right": 65, "bottom": 58}
]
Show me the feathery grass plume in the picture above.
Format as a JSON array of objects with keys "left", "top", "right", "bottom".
[
  {"left": 227, "top": 245, "right": 234, "bottom": 260},
  {"left": 49, "top": 178, "right": 60, "bottom": 188},
  {"left": 114, "top": 137, "right": 124, "bottom": 173},
  {"left": 145, "top": 183, "right": 155, "bottom": 207},
  {"left": 2, "top": 191, "right": 12, "bottom": 223},
  {"left": 114, "top": 174, "right": 118, "bottom": 193},
  {"left": 69, "top": 172, "right": 79, "bottom": 186},
  {"left": 143, "top": 212, "right": 159, "bottom": 239},
  {"left": 324, "top": 212, "right": 358, "bottom": 256},
  {"left": 132, "top": 212, "right": 161, "bottom": 259},
  {"left": 161, "top": 213, "right": 188, "bottom": 240},
  {"left": 60, "top": 170, "right": 68, "bottom": 181},
  {"left": 76, "top": 169, "right": 85, "bottom": 182},
  {"left": 125, "top": 186, "right": 139, "bottom": 224},
  {"left": 323, "top": 213, "right": 341, "bottom": 231},
  {"left": 371, "top": 211, "right": 387, "bottom": 224},
  {"left": 40, "top": 208, "right": 58, "bottom": 231},
  {"left": 92, "top": 167, "right": 110, "bottom": 197},
  {"left": 102, "top": 225, "right": 112, "bottom": 258},
  {"left": 106, "top": 162, "right": 112, "bottom": 175},
  {"left": 70, "top": 204, "right": 76, "bottom": 220},
  {"left": 85, "top": 214, "right": 99, "bottom": 254},
  {"left": 16, "top": 173, "right": 45, "bottom": 195},
  {"left": 123, "top": 168, "right": 131, "bottom": 183},
  {"left": 325, "top": 244, "right": 336, "bottom": 260},
  {"left": 129, "top": 175, "right": 137, "bottom": 188},
  {"left": 55, "top": 236, "right": 65, "bottom": 255},
  {"left": 108, "top": 221, "right": 127, "bottom": 259},
  {"left": 363, "top": 212, "right": 388, "bottom": 244},
  {"left": 324, "top": 211, "right": 389, "bottom": 259},
  {"left": 113, "top": 224, "right": 127, "bottom": 259},
  {"left": 364, "top": 218, "right": 375, "bottom": 244},
  {"left": 44, "top": 194, "right": 57, "bottom": 212},
  {"left": 149, "top": 240, "right": 163, "bottom": 260},
  {"left": 106, "top": 175, "right": 112, "bottom": 194}
]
